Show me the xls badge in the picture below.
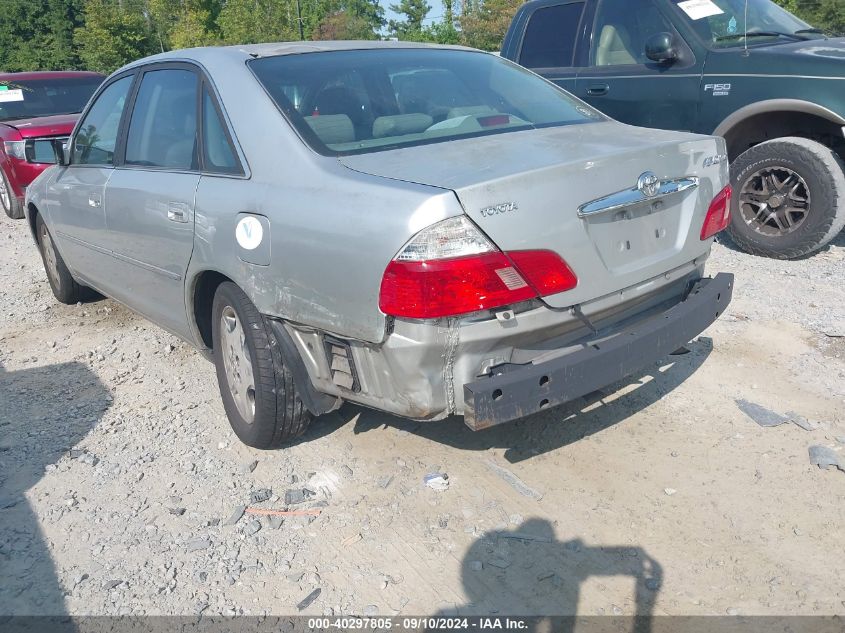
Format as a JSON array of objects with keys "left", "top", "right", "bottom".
[{"left": 480, "top": 201, "right": 518, "bottom": 217}]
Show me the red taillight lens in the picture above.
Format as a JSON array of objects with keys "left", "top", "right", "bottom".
[
  {"left": 701, "top": 185, "right": 732, "bottom": 240},
  {"left": 507, "top": 250, "right": 578, "bottom": 295},
  {"left": 379, "top": 252, "right": 536, "bottom": 319}
]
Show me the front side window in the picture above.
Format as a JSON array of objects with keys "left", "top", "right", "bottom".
[
  {"left": 0, "top": 76, "right": 103, "bottom": 123},
  {"left": 520, "top": 2, "right": 586, "bottom": 69},
  {"left": 670, "top": 0, "right": 821, "bottom": 48},
  {"left": 72, "top": 75, "right": 133, "bottom": 166},
  {"left": 249, "top": 48, "right": 603, "bottom": 156},
  {"left": 591, "top": 0, "right": 676, "bottom": 66},
  {"left": 125, "top": 69, "right": 199, "bottom": 170}
]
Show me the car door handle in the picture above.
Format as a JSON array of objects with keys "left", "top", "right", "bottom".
[
  {"left": 587, "top": 84, "right": 610, "bottom": 96},
  {"left": 167, "top": 202, "right": 189, "bottom": 223},
  {"left": 88, "top": 194, "right": 102, "bottom": 208}
]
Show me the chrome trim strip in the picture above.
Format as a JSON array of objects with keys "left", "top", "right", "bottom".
[{"left": 577, "top": 177, "right": 699, "bottom": 218}]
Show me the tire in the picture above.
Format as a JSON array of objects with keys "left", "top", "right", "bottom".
[
  {"left": 1, "top": 167, "right": 23, "bottom": 219},
  {"left": 726, "top": 137, "right": 845, "bottom": 259},
  {"left": 211, "top": 281, "right": 312, "bottom": 449},
  {"left": 35, "top": 214, "right": 82, "bottom": 304}
]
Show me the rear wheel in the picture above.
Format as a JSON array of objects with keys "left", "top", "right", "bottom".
[
  {"left": 1, "top": 167, "right": 23, "bottom": 219},
  {"left": 35, "top": 214, "right": 82, "bottom": 304},
  {"left": 727, "top": 137, "right": 845, "bottom": 259},
  {"left": 211, "top": 282, "right": 312, "bottom": 448}
]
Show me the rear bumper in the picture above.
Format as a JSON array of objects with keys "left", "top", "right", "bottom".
[{"left": 463, "top": 273, "right": 733, "bottom": 430}]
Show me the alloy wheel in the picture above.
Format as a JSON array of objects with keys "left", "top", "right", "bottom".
[
  {"left": 738, "top": 166, "right": 810, "bottom": 237},
  {"left": 220, "top": 305, "right": 256, "bottom": 423}
]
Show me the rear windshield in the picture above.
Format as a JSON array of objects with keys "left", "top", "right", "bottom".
[
  {"left": 0, "top": 76, "right": 103, "bottom": 122},
  {"left": 248, "top": 48, "right": 603, "bottom": 156}
]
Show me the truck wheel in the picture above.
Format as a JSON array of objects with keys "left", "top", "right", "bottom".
[
  {"left": 211, "top": 282, "right": 312, "bottom": 449},
  {"left": 35, "top": 214, "right": 82, "bottom": 304},
  {"left": 727, "top": 137, "right": 845, "bottom": 259},
  {"left": 1, "top": 167, "right": 23, "bottom": 219}
]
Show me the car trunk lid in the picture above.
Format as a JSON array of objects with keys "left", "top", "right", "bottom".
[{"left": 339, "top": 121, "right": 726, "bottom": 308}]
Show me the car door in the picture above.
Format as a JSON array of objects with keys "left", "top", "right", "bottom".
[
  {"left": 101, "top": 65, "right": 201, "bottom": 340},
  {"left": 576, "top": 0, "right": 703, "bottom": 131},
  {"left": 509, "top": 0, "right": 590, "bottom": 94},
  {"left": 47, "top": 74, "right": 135, "bottom": 282}
]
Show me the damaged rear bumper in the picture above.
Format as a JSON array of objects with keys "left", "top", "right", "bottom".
[{"left": 463, "top": 273, "right": 734, "bottom": 430}]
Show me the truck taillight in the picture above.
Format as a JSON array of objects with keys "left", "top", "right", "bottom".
[
  {"left": 701, "top": 185, "right": 732, "bottom": 240},
  {"left": 379, "top": 217, "right": 578, "bottom": 319}
]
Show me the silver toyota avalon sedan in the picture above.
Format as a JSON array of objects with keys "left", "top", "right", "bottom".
[{"left": 25, "top": 41, "right": 733, "bottom": 448}]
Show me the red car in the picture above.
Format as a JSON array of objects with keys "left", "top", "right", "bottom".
[{"left": 1, "top": 71, "right": 104, "bottom": 219}]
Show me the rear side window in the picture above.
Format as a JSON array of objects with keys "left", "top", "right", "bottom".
[
  {"left": 202, "top": 88, "right": 240, "bottom": 175},
  {"left": 519, "top": 2, "right": 586, "bottom": 68},
  {"left": 125, "top": 69, "right": 199, "bottom": 171},
  {"left": 72, "top": 75, "right": 133, "bottom": 166}
]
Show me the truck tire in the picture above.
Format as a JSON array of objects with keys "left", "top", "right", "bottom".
[
  {"left": 1, "top": 167, "right": 23, "bottom": 219},
  {"left": 727, "top": 137, "right": 845, "bottom": 259},
  {"left": 35, "top": 214, "right": 82, "bottom": 304},
  {"left": 211, "top": 281, "right": 312, "bottom": 449}
]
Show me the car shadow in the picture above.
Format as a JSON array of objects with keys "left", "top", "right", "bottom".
[
  {"left": 304, "top": 337, "right": 712, "bottom": 463},
  {"left": 435, "top": 519, "right": 662, "bottom": 630},
  {"left": 0, "top": 361, "right": 110, "bottom": 621}
]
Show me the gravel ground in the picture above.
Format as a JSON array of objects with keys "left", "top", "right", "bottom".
[{"left": 1, "top": 214, "right": 843, "bottom": 618}]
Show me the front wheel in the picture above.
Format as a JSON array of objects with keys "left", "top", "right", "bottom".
[
  {"left": 36, "top": 214, "right": 82, "bottom": 304},
  {"left": 1, "top": 167, "right": 23, "bottom": 219},
  {"left": 726, "top": 137, "right": 845, "bottom": 259},
  {"left": 211, "top": 282, "right": 312, "bottom": 449}
]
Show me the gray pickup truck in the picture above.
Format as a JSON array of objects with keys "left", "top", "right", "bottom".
[
  {"left": 502, "top": 0, "right": 845, "bottom": 259},
  {"left": 25, "top": 42, "right": 732, "bottom": 448}
]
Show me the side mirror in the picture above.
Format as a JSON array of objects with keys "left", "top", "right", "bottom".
[
  {"left": 645, "top": 32, "right": 678, "bottom": 64},
  {"left": 55, "top": 138, "right": 70, "bottom": 166},
  {"left": 22, "top": 138, "right": 69, "bottom": 165}
]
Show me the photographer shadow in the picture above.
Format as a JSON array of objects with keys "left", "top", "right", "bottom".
[
  {"left": 440, "top": 519, "right": 662, "bottom": 633},
  {"left": 0, "top": 361, "right": 110, "bottom": 620}
]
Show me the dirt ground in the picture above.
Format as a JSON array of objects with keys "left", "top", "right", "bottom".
[{"left": 1, "top": 213, "right": 844, "bottom": 618}]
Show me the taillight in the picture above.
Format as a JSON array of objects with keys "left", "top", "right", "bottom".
[
  {"left": 507, "top": 250, "right": 578, "bottom": 295},
  {"left": 379, "top": 216, "right": 578, "bottom": 319},
  {"left": 701, "top": 185, "right": 732, "bottom": 240}
]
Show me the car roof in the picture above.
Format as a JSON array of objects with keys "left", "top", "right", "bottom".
[
  {"left": 117, "top": 40, "right": 480, "bottom": 72},
  {"left": 0, "top": 71, "right": 104, "bottom": 81}
]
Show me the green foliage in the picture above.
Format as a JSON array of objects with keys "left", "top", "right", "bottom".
[
  {"left": 313, "top": 10, "right": 378, "bottom": 39},
  {"left": 0, "top": 0, "right": 84, "bottom": 71},
  {"left": 74, "top": 0, "right": 159, "bottom": 74},
  {"left": 772, "top": 0, "right": 845, "bottom": 34},
  {"left": 459, "top": 0, "right": 522, "bottom": 51}
]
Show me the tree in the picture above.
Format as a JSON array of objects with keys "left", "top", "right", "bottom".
[
  {"left": 388, "top": 0, "right": 431, "bottom": 40},
  {"left": 459, "top": 0, "right": 521, "bottom": 51},
  {"left": 74, "top": 0, "right": 159, "bottom": 74},
  {"left": 0, "top": 0, "right": 85, "bottom": 71},
  {"left": 313, "top": 10, "right": 377, "bottom": 39},
  {"left": 772, "top": 0, "right": 845, "bottom": 35},
  {"left": 217, "top": 0, "right": 300, "bottom": 44}
]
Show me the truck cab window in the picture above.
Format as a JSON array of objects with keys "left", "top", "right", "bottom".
[
  {"left": 592, "top": 0, "right": 675, "bottom": 66},
  {"left": 519, "top": 3, "right": 586, "bottom": 69}
]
